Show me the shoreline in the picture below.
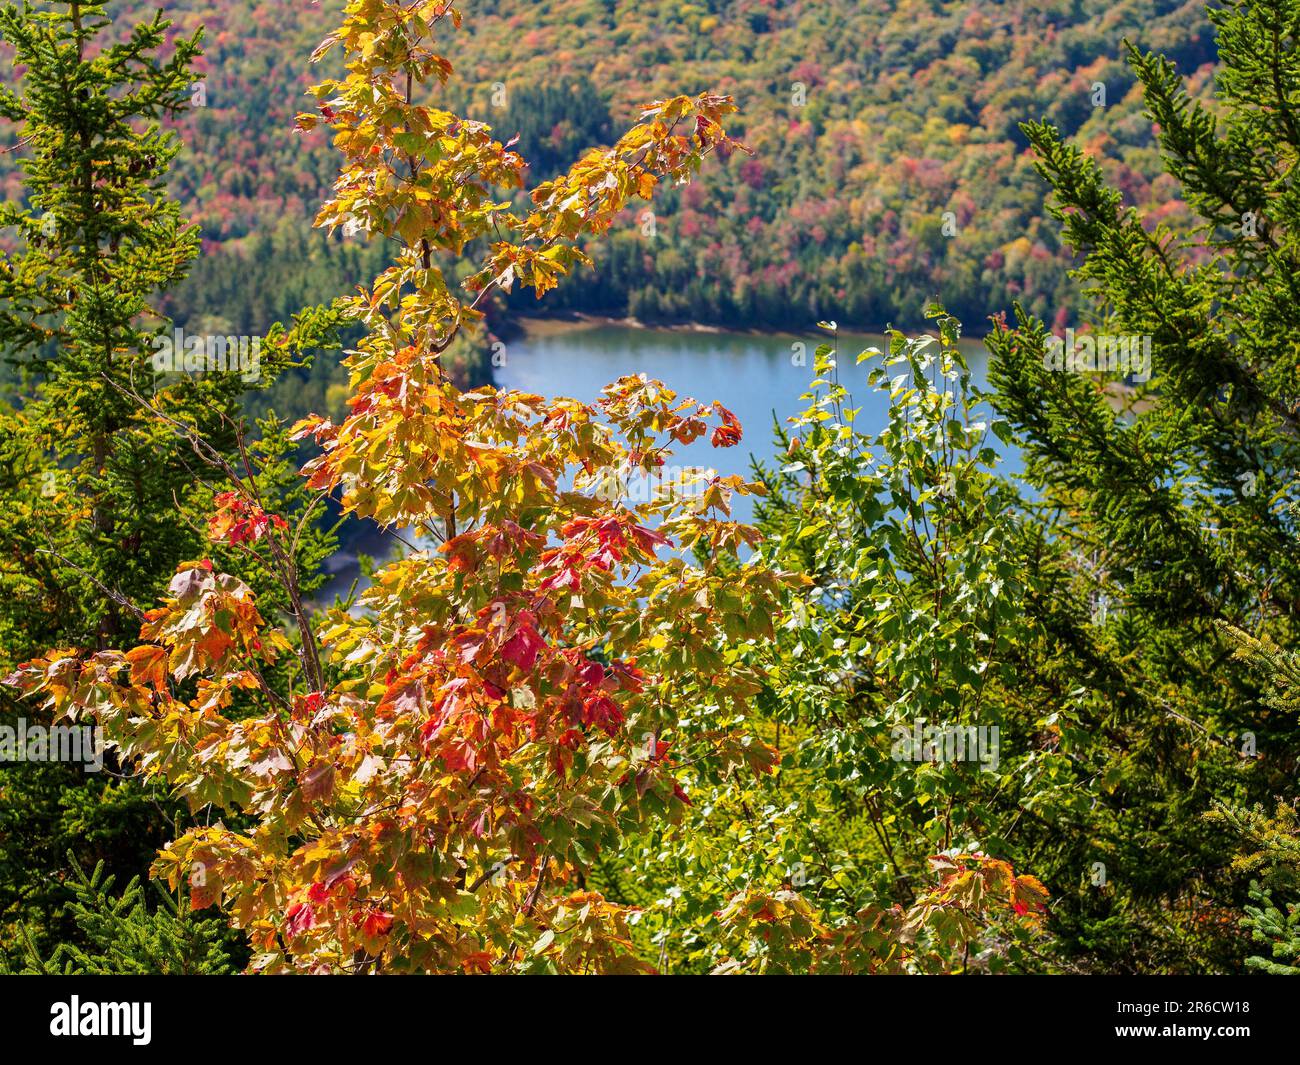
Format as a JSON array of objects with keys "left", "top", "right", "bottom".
[{"left": 512, "top": 311, "right": 997, "bottom": 342}]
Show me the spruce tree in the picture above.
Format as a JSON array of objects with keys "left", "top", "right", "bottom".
[
  {"left": 0, "top": 1, "right": 337, "bottom": 966},
  {"left": 1209, "top": 614, "right": 1300, "bottom": 973},
  {"left": 985, "top": 0, "right": 1300, "bottom": 970},
  {"left": 4, "top": 853, "right": 242, "bottom": 974}
]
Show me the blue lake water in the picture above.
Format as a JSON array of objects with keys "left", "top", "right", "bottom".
[{"left": 496, "top": 320, "right": 1008, "bottom": 521}]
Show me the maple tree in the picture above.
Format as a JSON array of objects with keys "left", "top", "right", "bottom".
[
  {"left": 4, "top": 0, "right": 779, "bottom": 974},
  {"left": 5, "top": 2, "right": 1055, "bottom": 974}
]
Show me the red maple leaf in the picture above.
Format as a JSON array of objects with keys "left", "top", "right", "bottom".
[
  {"left": 710, "top": 403, "right": 743, "bottom": 448},
  {"left": 285, "top": 901, "right": 316, "bottom": 938},
  {"left": 362, "top": 910, "right": 394, "bottom": 938},
  {"left": 501, "top": 617, "right": 545, "bottom": 672},
  {"left": 208, "top": 491, "right": 288, "bottom": 545},
  {"left": 582, "top": 693, "right": 625, "bottom": 736}
]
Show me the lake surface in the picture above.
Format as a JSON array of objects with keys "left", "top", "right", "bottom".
[
  {"left": 315, "top": 320, "right": 1008, "bottom": 603},
  {"left": 497, "top": 320, "right": 1005, "bottom": 519}
]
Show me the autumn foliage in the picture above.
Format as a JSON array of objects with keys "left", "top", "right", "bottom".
[{"left": 5, "top": 2, "right": 1047, "bottom": 973}]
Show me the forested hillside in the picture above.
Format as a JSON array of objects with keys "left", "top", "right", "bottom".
[{"left": 1, "top": 1, "right": 1217, "bottom": 337}]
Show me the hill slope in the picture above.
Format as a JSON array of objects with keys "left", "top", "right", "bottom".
[{"left": 2, "top": 2, "right": 1217, "bottom": 349}]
